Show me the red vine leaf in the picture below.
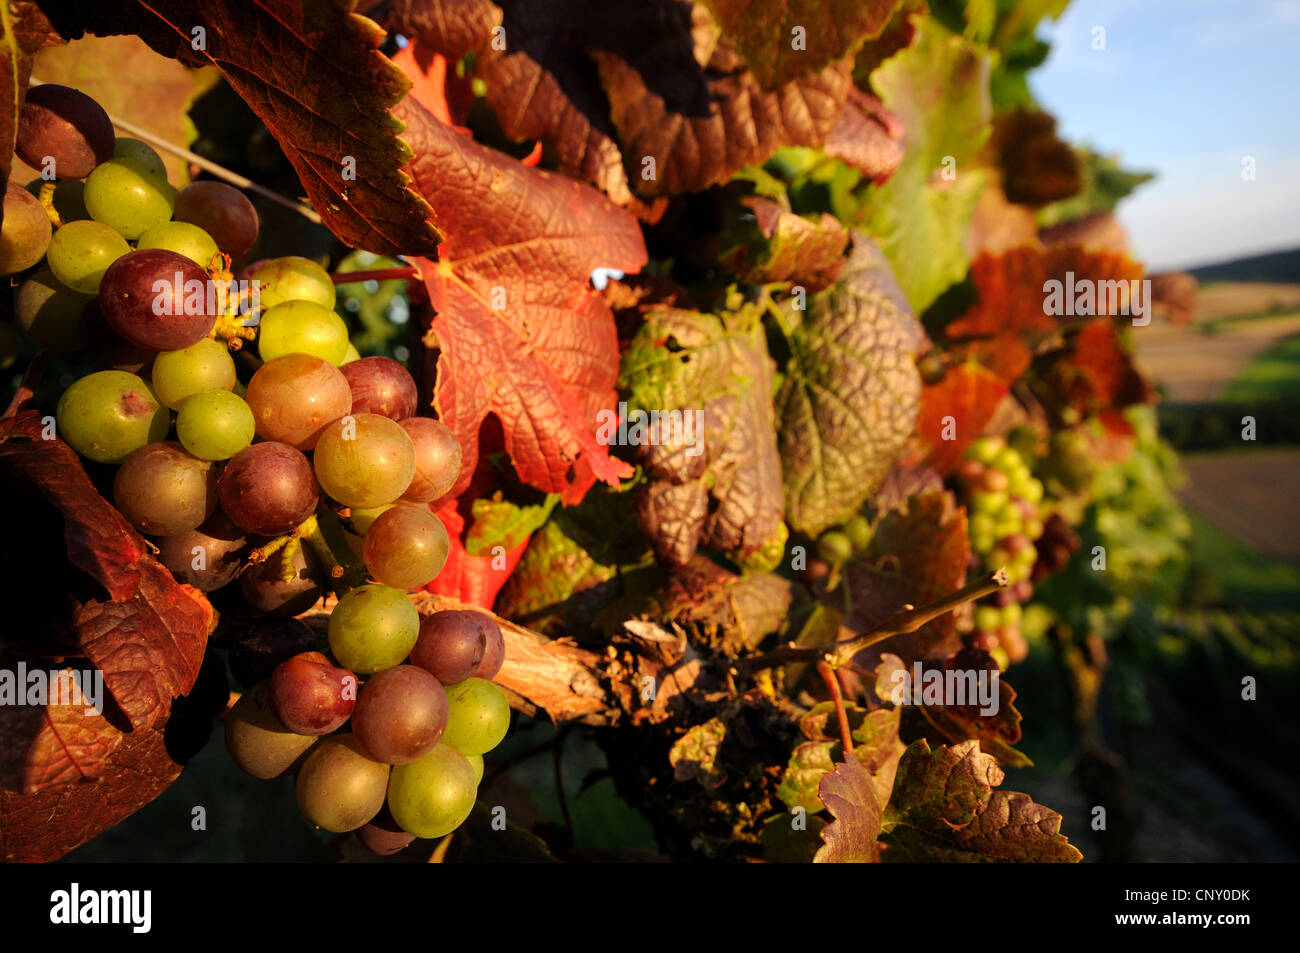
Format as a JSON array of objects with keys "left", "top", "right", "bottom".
[
  {"left": 1046, "top": 321, "right": 1155, "bottom": 426},
  {"left": 821, "top": 86, "right": 905, "bottom": 182},
  {"left": 906, "top": 361, "right": 1010, "bottom": 476},
  {"left": 0, "top": 411, "right": 213, "bottom": 735},
  {"left": 944, "top": 245, "right": 1145, "bottom": 382},
  {"left": 396, "top": 91, "right": 644, "bottom": 502},
  {"left": 720, "top": 196, "right": 849, "bottom": 288},
  {"left": 40, "top": 0, "right": 439, "bottom": 255},
  {"left": 0, "top": 721, "right": 181, "bottom": 862}
]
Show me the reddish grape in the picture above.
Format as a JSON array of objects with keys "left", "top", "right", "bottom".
[
  {"left": 113, "top": 441, "right": 218, "bottom": 536},
  {"left": 240, "top": 542, "right": 325, "bottom": 617},
  {"left": 475, "top": 615, "right": 505, "bottom": 680},
  {"left": 357, "top": 808, "right": 416, "bottom": 856},
  {"left": 410, "top": 610, "right": 490, "bottom": 686},
  {"left": 218, "top": 441, "right": 318, "bottom": 536},
  {"left": 99, "top": 249, "right": 216, "bottom": 351},
  {"left": 340, "top": 357, "right": 418, "bottom": 421},
  {"left": 351, "top": 664, "right": 448, "bottom": 764},
  {"left": 361, "top": 505, "right": 450, "bottom": 590},
  {"left": 246, "top": 353, "right": 352, "bottom": 450},
  {"left": 16, "top": 84, "right": 115, "bottom": 179},
  {"left": 399, "top": 417, "right": 462, "bottom": 503},
  {"left": 268, "top": 651, "right": 357, "bottom": 736},
  {"left": 173, "top": 181, "right": 259, "bottom": 259},
  {"left": 155, "top": 510, "right": 247, "bottom": 591}
]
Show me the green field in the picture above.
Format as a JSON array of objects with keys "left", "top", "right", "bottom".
[{"left": 1221, "top": 331, "right": 1300, "bottom": 402}]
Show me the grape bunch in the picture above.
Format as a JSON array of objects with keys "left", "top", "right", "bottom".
[
  {"left": 4, "top": 85, "right": 508, "bottom": 849},
  {"left": 226, "top": 608, "right": 511, "bottom": 849},
  {"left": 956, "top": 437, "right": 1046, "bottom": 668}
]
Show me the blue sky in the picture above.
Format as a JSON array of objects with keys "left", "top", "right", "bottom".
[{"left": 1031, "top": 0, "right": 1300, "bottom": 270}]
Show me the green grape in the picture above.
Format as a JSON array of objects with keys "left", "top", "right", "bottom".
[
  {"left": 250, "top": 256, "right": 336, "bottom": 310},
  {"left": 349, "top": 503, "right": 395, "bottom": 535},
  {"left": 387, "top": 743, "right": 477, "bottom": 839},
  {"left": 151, "top": 338, "right": 237, "bottom": 410},
  {"left": 112, "top": 137, "right": 166, "bottom": 178},
  {"left": 992, "top": 447, "right": 1022, "bottom": 474},
  {"left": 993, "top": 511, "right": 1022, "bottom": 539},
  {"left": 177, "top": 390, "right": 256, "bottom": 461},
  {"left": 466, "top": 752, "right": 484, "bottom": 786},
  {"left": 971, "top": 531, "right": 995, "bottom": 555},
  {"left": 55, "top": 370, "right": 169, "bottom": 464},
  {"left": 1005, "top": 469, "right": 1032, "bottom": 499},
  {"left": 45, "top": 219, "right": 130, "bottom": 293},
  {"left": 974, "top": 605, "right": 1001, "bottom": 632},
  {"left": 816, "top": 530, "right": 853, "bottom": 564},
  {"left": 1015, "top": 544, "right": 1037, "bottom": 568},
  {"left": 969, "top": 511, "right": 995, "bottom": 540},
  {"left": 969, "top": 437, "right": 1001, "bottom": 464},
  {"left": 1002, "top": 602, "right": 1023, "bottom": 626},
  {"left": 1023, "top": 478, "right": 1044, "bottom": 504},
  {"left": 1024, "top": 517, "right": 1044, "bottom": 540},
  {"left": 137, "top": 221, "right": 220, "bottom": 269},
  {"left": 342, "top": 342, "right": 361, "bottom": 365},
  {"left": 1, "top": 182, "right": 52, "bottom": 276},
  {"left": 327, "top": 584, "right": 420, "bottom": 674},
  {"left": 971, "top": 490, "right": 1007, "bottom": 515},
  {"left": 441, "top": 677, "right": 510, "bottom": 756},
  {"left": 84, "top": 157, "right": 174, "bottom": 239},
  {"left": 15, "top": 269, "right": 90, "bottom": 351},
  {"left": 313, "top": 413, "right": 417, "bottom": 508},
  {"left": 257, "top": 299, "right": 349, "bottom": 364},
  {"left": 843, "top": 514, "right": 874, "bottom": 551},
  {"left": 990, "top": 646, "right": 1010, "bottom": 670}
]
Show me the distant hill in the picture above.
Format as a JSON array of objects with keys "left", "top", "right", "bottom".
[{"left": 1188, "top": 247, "right": 1300, "bottom": 284}]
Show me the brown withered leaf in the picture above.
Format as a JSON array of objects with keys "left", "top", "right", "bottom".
[
  {"left": 822, "top": 85, "right": 905, "bottom": 182},
  {"left": 642, "top": 556, "right": 791, "bottom": 655},
  {"left": 620, "top": 305, "right": 786, "bottom": 567},
  {"left": 841, "top": 490, "right": 969, "bottom": 665},
  {"left": 879, "top": 740, "right": 1081, "bottom": 861},
  {"left": 720, "top": 195, "right": 848, "bottom": 289},
  {"left": 700, "top": 0, "right": 900, "bottom": 91},
  {"left": 814, "top": 757, "right": 883, "bottom": 862}
]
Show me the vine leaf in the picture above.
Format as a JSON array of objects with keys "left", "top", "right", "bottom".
[
  {"left": 700, "top": 0, "right": 900, "bottom": 91},
  {"left": 856, "top": 16, "right": 992, "bottom": 313},
  {"left": 720, "top": 195, "right": 849, "bottom": 289},
  {"left": 906, "top": 361, "right": 1009, "bottom": 477},
  {"left": 396, "top": 0, "right": 869, "bottom": 200},
  {"left": 775, "top": 235, "right": 923, "bottom": 536},
  {"left": 0, "top": 411, "right": 213, "bottom": 735},
  {"left": 0, "top": 1, "right": 61, "bottom": 191},
  {"left": 38, "top": 0, "right": 439, "bottom": 255},
  {"left": 0, "top": 722, "right": 182, "bottom": 862},
  {"left": 621, "top": 306, "right": 786, "bottom": 566},
  {"left": 669, "top": 717, "right": 727, "bottom": 789},
  {"left": 642, "top": 556, "right": 791, "bottom": 655},
  {"left": 780, "top": 704, "right": 904, "bottom": 815},
  {"left": 396, "top": 90, "right": 645, "bottom": 502},
  {"left": 879, "top": 740, "right": 1081, "bottom": 862},
  {"left": 30, "top": 34, "right": 218, "bottom": 185},
  {"left": 840, "top": 490, "right": 969, "bottom": 664},
  {"left": 814, "top": 757, "right": 882, "bottom": 862},
  {"left": 943, "top": 244, "right": 1145, "bottom": 382}
]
